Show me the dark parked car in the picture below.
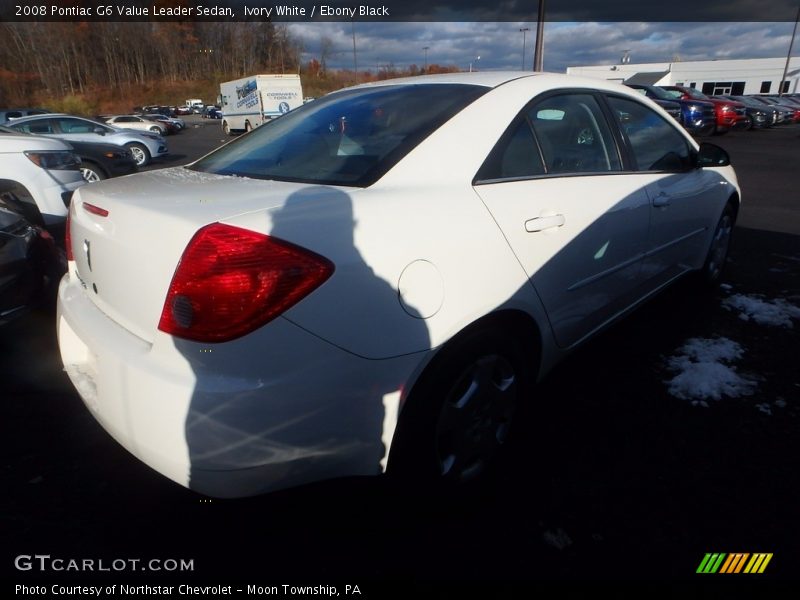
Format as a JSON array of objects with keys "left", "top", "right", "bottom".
[
  {"left": 748, "top": 96, "right": 800, "bottom": 124},
  {"left": 660, "top": 86, "right": 748, "bottom": 134},
  {"left": 66, "top": 141, "right": 138, "bottom": 183},
  {"left": 141, "top": 114, "right": 180, "bottom": 135},
  {"left": 202, "top": 106, "right": 222, "bottom": 119},
  {"left": 625, "top": 86, "right": 681, "bottom": 120},
  {"left": 720, "top": 95, "right": 774, "bottom": 128},
  {"left": 626, "top": 84, "right": 715, "bottom": 136},
  {"left": 0, "top": 179, "right": 65, "bottom": 324}
]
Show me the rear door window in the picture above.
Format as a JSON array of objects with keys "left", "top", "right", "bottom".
[
  {"left": 528, "top": 94, "right": 622, "bottom": 174},
  {"left": 606, "top": 96, "right": 693, "bottom": 172}
]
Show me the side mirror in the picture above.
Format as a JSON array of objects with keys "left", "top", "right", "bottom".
[
  {"left": 93, "top": 127, "right": 106, "bottom": 135},
  {"left": 697, "top": 142, "right": 730, "bottom": 167}
]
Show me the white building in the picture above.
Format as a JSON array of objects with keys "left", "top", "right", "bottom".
[{"left": 567, "top": 57, "right": 799, "bottom": 95}]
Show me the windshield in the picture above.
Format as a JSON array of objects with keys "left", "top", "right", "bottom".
[
  {"left": 683, "top": 88, "right": 710, "bottom": 100},
  {"left": 659, "top": 89, "right": 683, "bottom": 100},
  {"left": 190, "top": 83, "right": 488, "bottom": 187},
  {"left": 643, "top": 86, "right": 673, "bottom": 101}
]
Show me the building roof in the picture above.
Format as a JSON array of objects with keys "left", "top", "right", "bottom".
[{"left": 624, "top": 71, "right": 670, "bottom": 85}]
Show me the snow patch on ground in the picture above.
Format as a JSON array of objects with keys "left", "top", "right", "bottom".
[
  {"left": 543, "top": 528, "right": 572, "bottom": 550},
  {"left": 666, "top": 337, "right": 757, "bottom": 404},
  {"left": 723, "top": 294, "right": 800, "bottom": 328},
  {"left": 755, "top": 403, "right": 773, "bottom": 416}
]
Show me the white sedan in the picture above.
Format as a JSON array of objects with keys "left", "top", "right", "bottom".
[
  {"left": 57, "top": 72, "right": 739, "bottom": 497},
  {"left": 105, "top": 115, "right": 168, "bottom": 135}
]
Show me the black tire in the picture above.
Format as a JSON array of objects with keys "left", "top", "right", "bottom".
[
  {"left": 80, "top": 161, "right": 107, "bottom": 183},
  {"left": 244, "top": 121, "right": 252, "bottom": 133},
  {"left": 125, "top": 142, "right": 150, "bottom": 167},
  {"left": 222, "top": 121, "right": 231, "bottom": 135},
  {"left": 698, "top": 202, "right": 735, "bottom": 288},
  {"left": 389, "top": 326, "right": 534, "bottom": 486}
]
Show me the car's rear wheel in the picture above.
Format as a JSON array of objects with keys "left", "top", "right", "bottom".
[
  {"left": 390, "top": 326, "right": 534, "bottom": 486},
  {"left": 80, "top": 161, "right": 107, "bottom": 183},
  {"left": 699, "top": 202, "right": 735, "bottom": 287},
  {"left": 125, "top": 142, "right": 150, "bottom": 167}
]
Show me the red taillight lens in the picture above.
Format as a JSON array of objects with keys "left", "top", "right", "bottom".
[
  {"left": 65, "top": 204, "right": 73, "bottom": 261},
  {"left": 158, "top": 223, "right": 334, "bottom": 343}
]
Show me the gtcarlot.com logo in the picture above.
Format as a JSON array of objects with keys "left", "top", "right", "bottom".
[
  {"left": 696, "top": 552, "right": 773, "bottom": 574},
  {"left": 14, "top": 554, "right": 194, "bottom": 573}
]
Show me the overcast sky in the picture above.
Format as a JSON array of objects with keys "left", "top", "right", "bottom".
[{"left": 287, "top": 22, "right": 798, "bottom": 73}]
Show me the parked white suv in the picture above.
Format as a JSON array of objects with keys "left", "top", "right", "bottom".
[
  {"left": 0, "top": 126, "right": 84, "bottom": 226},
  {"left": 5, "top": 114, "right": 168, "bottom": 167}
]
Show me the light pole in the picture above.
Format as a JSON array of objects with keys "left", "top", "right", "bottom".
[
  {"left": 779, "top": 4, "right": 799, "bottom": 97},
  {"left": 533, "top": 0, "right": 545, "bottom": 71},
  {"left": 519, "top": 27, "right": 530, "bottom": 71},
  {"left": 469, "top": 55, "right": 481, "bottom": 73},
  {"left": 423, "top": 46, "right": 430, "bottom": 73}
]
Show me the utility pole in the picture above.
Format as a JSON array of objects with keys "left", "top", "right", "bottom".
[
  {"left": 520, "top": 27, "right": 530, "bottom": 70},
  {"left": 779, "top": 4, "right": 800, "bottom": 97},
  {"left": 352, "top": 21, "right": 358, "bottom": 84},
  {"left": 533, "top": 0, "right": 545, "bottom": 71},
  {"left": 423, "top": 46, "right": 430, "bottom": 73}
]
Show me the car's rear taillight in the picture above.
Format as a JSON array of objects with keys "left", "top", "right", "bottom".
[
  {"left": 158, "top": 223, "right": 334, "bottom": 342},
  {"left": 65, "top": 203, "right": 73, "bottom": 261}
]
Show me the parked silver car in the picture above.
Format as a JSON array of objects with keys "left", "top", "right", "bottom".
[{"left": 5, "top": 114, "right": 168, "bottom": 167}]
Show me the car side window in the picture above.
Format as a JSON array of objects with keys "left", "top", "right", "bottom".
[
  {"left": 14, "top": 119, "right": 54, "bottom": 134},
  {"left": 528, "top": 94, "right": 621, "bottom": 174},
  {"left": 476, "top": 118, "right": 545, "bottom": 181},
  {"left": 606, "top": 96, "right": 694, "bottom": 172},
  {"left": 57, "top": 118, "right": 96, "bottom": 134}
]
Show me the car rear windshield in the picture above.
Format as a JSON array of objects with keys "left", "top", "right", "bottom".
[{"left": 189, "top": 84, "right": 488, "bottom": 187}]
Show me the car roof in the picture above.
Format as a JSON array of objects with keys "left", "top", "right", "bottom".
[
  {"left": 345, "top": 71, "right": 650, "bottom": 97},
  {"left": 7, "top": 113, "right": 71, "bottom": 121}
]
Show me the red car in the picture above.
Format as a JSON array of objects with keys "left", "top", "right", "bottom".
[{"left": 661, "top": 86, "right": 749, "bottom": 134}]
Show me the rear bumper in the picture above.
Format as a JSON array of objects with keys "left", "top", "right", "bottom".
[{"left": 57, "top": 272, "right": 423, "bottom": 497}]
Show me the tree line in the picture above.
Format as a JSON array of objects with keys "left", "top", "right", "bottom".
[
  {"left": 0, "top": 21, "right": 461, "bottom": 110},
  {"left": 0, "top": 21, "right": 300, "bottom": 107}
]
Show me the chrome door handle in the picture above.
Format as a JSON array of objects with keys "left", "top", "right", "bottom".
[{"left": 525, "top": 214, "right": 565, "bottom": 233}]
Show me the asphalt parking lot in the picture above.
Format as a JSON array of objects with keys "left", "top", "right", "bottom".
[{"left": 2, "top": 119, "right": 798, "bottom": 592}]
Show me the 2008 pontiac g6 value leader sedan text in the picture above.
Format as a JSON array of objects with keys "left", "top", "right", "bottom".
[{"left": 57, "top": 72, "right": 740, "bottom": 497}]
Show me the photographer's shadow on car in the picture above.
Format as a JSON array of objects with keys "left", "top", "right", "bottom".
[{"left": 179, "top": 187, "right": 431, "bottom": 498}]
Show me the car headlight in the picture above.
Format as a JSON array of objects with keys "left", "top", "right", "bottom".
[
  {"left": 720, "top": 105, "right": 732, "bottom": 112},
  {"left": 687, "top": 104, "right": 700, "bottom": 112},
  {"left": 24, "top": 150, "right": 80, "bottom": 170}
]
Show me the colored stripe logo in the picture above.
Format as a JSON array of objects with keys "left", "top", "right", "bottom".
[{"left": 697, "top": 553, "right": 773, "bottom": 574}]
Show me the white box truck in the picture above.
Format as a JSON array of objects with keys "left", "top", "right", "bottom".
[
  {"left": 185, "top": 99, "right": 204, "bottom": 112},
  {"left": 219, "top": 74, "right": 303, "bottom": 135}
]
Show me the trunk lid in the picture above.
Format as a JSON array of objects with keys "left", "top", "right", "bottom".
[{"left": 68, "top": 167, "right": 316, "bottom": 343}]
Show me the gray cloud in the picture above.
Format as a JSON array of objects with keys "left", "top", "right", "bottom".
[{"left": 289, "top": 22, "right": 797, "bottom": 73}]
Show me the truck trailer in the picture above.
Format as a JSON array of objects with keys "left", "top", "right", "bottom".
[{"left": 219, "top": 74, "right": 303, "bottom": 135}]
